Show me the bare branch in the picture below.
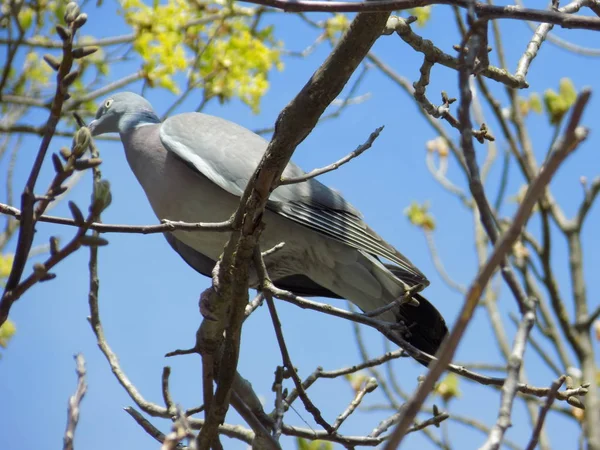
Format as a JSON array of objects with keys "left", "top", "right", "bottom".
[
  {"left": 124, "top": 407, "right": 168, "bottom": 445},
  {"left": 382, "top": 85, "right": 591, "bottom": 449},
  {"left": 574, "top": 176, "right": 600, "bottom": 231},
  {"left": 480, "top": 303, "right": 536, "bottom": 450},
  {"left": 459, "top": 23, "right": 529, "bottom": 314},
  {"left": 509, "top": 313, "right": 562, "bottom": 377},
  {"left": 280, "top": 126, "right": 383, "bottom": 185},
  {"left": 1, "top": 14, "right": 85, "bottom": 325},
  {"left": 161, "top": 409, "right": 195, "bottom": 450},
  {"left": 265, "top": 292, "right": 334, "bottom": 433},
  {"left": 271, "top": 286, "right": 588, "bottom": 405},
  {"left": 383, "top": 15, "right": 524, "bottom": 89},
  {"left": 366, "top": 52, "right": 467, "bottom": 171},
  {"left": 272, "top": 367, "right": 284, "bottom": 441},
  {"left": 515, "top": 0, "right": 591, "bottom": 84},
  {"left": 161, "top": 367, "right": 175, "bottom": 413},
  {"left": 332, "top": 377, "right": 378, "bottom": 431},
  {"left": 525, "top": 376, "right": 567, "bottom": 450},
  {"left": 237, "top": 0, "right": 600, "bottom": 32},
  {"left": 371, "top": 408, "right": 449, "bottom": 438},
  {"left": 0, "top": 203, "right": 233, "bottom": 234},
  {"left": 125, "top": 407, "right": 256, "bottom": 446},
  {"left": 63, "top": 354, "right": 87, "bottom": 450},
  {"left": 196, "top": 10, "right": 392, "bottom": 448}
]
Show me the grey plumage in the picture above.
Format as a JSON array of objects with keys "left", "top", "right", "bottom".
[{"left": 89, "top": 92, "right": 447, "bottom": 361}]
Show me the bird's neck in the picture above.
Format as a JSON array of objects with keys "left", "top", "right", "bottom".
[{"left": 119, "top": 111, "right": 161, "bottom": 134}]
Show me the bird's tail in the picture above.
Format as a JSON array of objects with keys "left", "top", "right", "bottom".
[{"left": 381, "top": 263, "right": 448, "bottom": 365}]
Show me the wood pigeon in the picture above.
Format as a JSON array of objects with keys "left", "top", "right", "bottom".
[{"left": 88, "top": 91, "right": 448, "bottom": 362}]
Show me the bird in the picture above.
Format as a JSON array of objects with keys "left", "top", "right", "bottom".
[{"left": 88, "top": 91, "right": 447, "bottom": 363}]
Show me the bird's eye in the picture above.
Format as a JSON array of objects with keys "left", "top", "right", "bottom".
[{"left": 104, "top": 99, "right": 113, "bottom": 109}]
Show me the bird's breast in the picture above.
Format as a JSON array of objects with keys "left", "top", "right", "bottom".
[{"left": 122, "top": 126, "right": 240, "bottom": 260}]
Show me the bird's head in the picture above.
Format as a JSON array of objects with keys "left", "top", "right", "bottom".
[{"left": 88, "top": 91, "right": 160, "bottom": 136}]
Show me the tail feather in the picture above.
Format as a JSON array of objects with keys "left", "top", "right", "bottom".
[
  {"left": 389, "top": 293, "right": 448, "bottom": 365},
  {"left": 383, "top": 264, "right": 448, "bottom": 365}
]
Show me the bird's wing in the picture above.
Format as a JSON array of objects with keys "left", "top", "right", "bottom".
[{"left": 160, "top": 113, "right": 428, "bottom": 287}]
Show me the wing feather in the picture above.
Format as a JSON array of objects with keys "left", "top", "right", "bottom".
[
  {"left": 272, "top": 201, "right": 428, "bottom": 287},
  {"left": 159, "top": 112, "right": 428, "bottom": 287}
]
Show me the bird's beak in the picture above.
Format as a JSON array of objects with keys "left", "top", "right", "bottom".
[{"left": 88, "top": 119, "right": 98, "bottom": 135}]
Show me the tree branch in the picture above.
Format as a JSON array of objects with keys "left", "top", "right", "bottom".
[
  {"left": 0, "top": 202, "right": 233, "bottom": 234},
  {"left": 280, "top": 126, "right": 383, "bottom": 185},
  {"left": 237, "top": 0, "right": 600, "bottom": 32},
  {"left": 480, "top": 302, "right": 536, "bottom": 450},
  {"left": 525, "top": 376, "right": 566, "bottom": 450},
  {"left": 382, "top": 86, "right": 591, "bottom": 449},
  {"left": 63, "top": 354, "right": 87, "bottom": 450},
  {"left": 195, "top": 9, "right": 392, "bottom": 449},
  {"left": 1, "top": 13, "right": 85, "bottom": 325}
]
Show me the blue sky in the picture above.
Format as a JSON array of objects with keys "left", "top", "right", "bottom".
[{"left": 1, "top": 2, "right": 600, "bottom": 450}]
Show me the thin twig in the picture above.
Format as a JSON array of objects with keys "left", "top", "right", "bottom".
[
  {"left": 480, "top": 302, "right": 536, "bottom": 450},
  {"left": 265, "top": 293, "right": 334, "bottom": 433},
  {"left": 574, "top": 176, "right": 600, "bottom": 231},
  {"left": 1, "top": 14, "right": 84, "bottom": 326},
  {"left": 272, "top": 366, "right": 285, "bottom": 440},
  {"left": 162, "top": 367, "right": 175, "bottom": 414},
  {"left": 280, "top": 126, "right": 383, "bottom": 185},
  {"left": 125, "top": 407, "right": 168, "bottom": 445},
  {"left": 0, "top": 203, "right": 233, "bottom": 234},
  {"left": 515, "top": 0, "right": 591, "bottom": 84},
  {"left": 271, "top": 286, "right": 588, "bottom": 405},
  {"left": 238, "top": 0, "right": 600, "bottom": 31},
  {"left": 509, "top": 312, "right": 562, "bottom": 377},
  {"left": 382, "top": 87, "right": 591, "bottom": 449},
  {"left": 332, "top": 378, "right": 378, "bottom": 431},
  {"left": 196, "top": 10, "right": 392, "bottom": 448},
  {"left": 525, "top": 376, "right": 567, "bottom": 450},
  {"left": 63, "top": 354, "right": 87, "bottom": 450}
]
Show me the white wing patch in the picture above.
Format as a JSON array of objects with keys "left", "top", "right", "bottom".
[{"left": 159, "top": 125, "right": 245, "bottom": 197}]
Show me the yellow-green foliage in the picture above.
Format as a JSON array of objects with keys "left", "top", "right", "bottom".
[
  {"left": 17, "top": 0, "right": 67, "bottom": 31},
  {"left": 4, "top": 1, "right": 110, "bottom": 112},
  {"left": 0, "top": 254, "right": 16, "bottom": 353},
  {"left": 24, "top": 52, "right": 53, "bottom": 88},
  {"left": 344, "top": 371, "right": 370, "bottom": 392},
  {"left": 518, "top": 92, "right": 543, "bottom": 117},
  {"left": 404, "top": 201, "right": 436, "bottom": 231},
  {"left": 324, "top": 14, "right": 349, "bottom": 38},
  {"left": 544, "top": 78, "right": 577, "bottom": 125},
  {"left": 296, "top": 437, "right": 333, "bottom": 450},
  {"left": 409, "top": 6, "right": 432, "bottom": 27},
  {"left": 435, "top": 373, "right": 461, "bottom": 403},
  {"left": 0, "top": 253, "right": 14, "bottom": 282},
  {"left": 0, "top": 320, "right": 16, "bottom": 350},
  {"left": 6, "top": 51, "right": 53, "bottom": 101},
  {"left": 121, "top": 0, "right": 282, "bottom": 112}
]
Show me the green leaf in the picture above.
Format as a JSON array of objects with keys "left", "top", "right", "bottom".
[
  {"left": 404, "top": 201, "right": 435, "bottom": 231},
  {"left": 435, "top": 373, "right": 461, "bottom": 402},
  {"left": 0, "top": 319, "right": 16, "bottom": 349},
  {"left": 0, "top": 253, "right": 14, "bottom": 280},
  {"left": 296, "top": 438, "right": 333, "bottom": 450},
  {"left": 122, "top": 0, "right": 281, "bottom": 112},
  {"left": 408, "top": 6, "right": 432, "bottom": 27},
  {"left": 543, "top": 78, "right": 578, "bottom": 125},
  {"left": 18, "top": 7, "right": 34, "bottom": 30},
  {"left": 324, "top": 14, "right": 349, "bottom": 38},
  {"left": 559, "top": 78, "right": 577, "bottom": 106},
  {"left": 529, "top": 93, "right": 543, "bottom": 114}
]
